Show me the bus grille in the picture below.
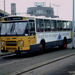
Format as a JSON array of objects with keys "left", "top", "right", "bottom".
[
  {"left": 6, "top": 41, "right": 17, "bottom": 46},
  {"left": 6, "top": 48, "right": 17, "bottom": 50}
]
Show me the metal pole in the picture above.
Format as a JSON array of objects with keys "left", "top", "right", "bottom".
[
  {"left": 56, "top": 5, "right": 60, "bottom": 16},
  {"left": 72, "top": 0, "right": 74, "bottom": 49},
  {"left": 4, "top": 0, "right": 5, "bottom": 17},
  {"left": 52, "top": 4, "right": 60, "bottom": 16},
  {"left": 57, "top": 6, "right": 58, "bottom": 16}
]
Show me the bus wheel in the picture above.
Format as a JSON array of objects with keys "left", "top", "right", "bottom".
[
  {"left": 40, "top": 39, "right": 45, "bottom": 53},
  {"left": 63, "top": 37, "right": 67, "bottom": 49}
]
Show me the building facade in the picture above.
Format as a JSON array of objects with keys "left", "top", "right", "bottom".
[{"left": 27, "top": 2, "right": 59, "bottom": 18}]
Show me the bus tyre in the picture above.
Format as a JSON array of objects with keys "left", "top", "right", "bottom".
[
  {"left": 63, "top": 37, "right": 67, "bottom": 49},
  {"left": 40, "top": 39, "right": 45, "bottom": 53}
]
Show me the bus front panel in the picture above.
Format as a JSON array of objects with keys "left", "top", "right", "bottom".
[{"left": 1, "top": 36, "right": 30, "bottom": 52}]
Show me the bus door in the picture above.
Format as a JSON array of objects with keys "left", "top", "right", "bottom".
[{"left": 29, "top": 20, "right": 36, "bottom": 45}]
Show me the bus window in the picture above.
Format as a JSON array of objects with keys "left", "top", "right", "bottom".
[
  {"left": 36, "top": 19, "right": 44, "bottom": 32},
  {"left": 29, "top": 22, "right": 35, "bottom": 35},
  {"left": 62, "top": 21, "right": 67, "bottom": 31},
  {"left": 50, "top": 20, "right": 57, "bottom": 31},
  {"left": 66, "top": 21, "right": 72, "bottom": 30},
  {"left": 44, "top": 19, "right": 51, "bottom": 32},
  {"left": 57, "top": 20, "right": 63, "bottom": 31}
]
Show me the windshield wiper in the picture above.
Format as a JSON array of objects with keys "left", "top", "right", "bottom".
[{"left": 10, "top": 23, "right": 15, "bottom": 34}]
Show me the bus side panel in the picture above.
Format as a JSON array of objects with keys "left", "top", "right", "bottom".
[
  {"left": 29, "top": 38, "right": 72, "bottom": 53},
  {"left": 36, "top": 31, "right": 71, "bottom": 44},
  {"left": 45, "top": 38, "right": 72, "bottom": 49},
  {"left": 29, "top": 44, "right": 40, "bottom": 52}
]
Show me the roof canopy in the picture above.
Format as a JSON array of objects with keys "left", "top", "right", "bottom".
[{"left": 0, "top": 9, "right": 11, "bottom": 17}]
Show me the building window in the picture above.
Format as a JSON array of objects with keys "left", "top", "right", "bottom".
[
  {"left": 46, "top": 10, "right": 51, "bottom": 14},
  {"left": 33, "top": 10, "right": 36, "bottom": 14},
  {"left": 36, "top": 10, "right": 44, "bottom": 14},
  {"left": 27, "top": 10, "right": 33, "bottom": 14}
]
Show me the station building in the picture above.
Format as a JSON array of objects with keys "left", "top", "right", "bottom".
[{"left": 27, "top": 2, "right": 59, "bottom": 18}]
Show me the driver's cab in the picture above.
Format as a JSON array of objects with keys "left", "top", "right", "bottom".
[{"left": 27, "top": 19, "right": 36, "bottom": 44}]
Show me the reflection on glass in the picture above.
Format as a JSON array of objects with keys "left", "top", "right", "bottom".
[{"left": 1, "top": 21, "right": 27, "bottom": 35}]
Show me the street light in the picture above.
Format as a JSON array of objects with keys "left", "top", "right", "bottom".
[
  {"left": 55, "top": 5, "right": 60, "bottom": 16},
  {"left": 4, "top": 0, "right": 5, "bottom": 17},
  {"left": 52, "top": 4, "right": 60, "bottom": 16},
  {"left": 72, "top": 0, "right": 75, "bottom": 49}
]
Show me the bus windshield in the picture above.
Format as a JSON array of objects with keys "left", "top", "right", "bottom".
[{"left": 1, "top": 21, "right": 28, "bottom": 35}]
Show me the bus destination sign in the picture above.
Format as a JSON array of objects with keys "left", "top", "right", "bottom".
[{"left": 5, "top": 17, "right": 23, "bottom": 21}]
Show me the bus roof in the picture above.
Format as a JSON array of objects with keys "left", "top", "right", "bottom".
[{"left": 1, "top": 14, "right": 72, "bottom": 21}]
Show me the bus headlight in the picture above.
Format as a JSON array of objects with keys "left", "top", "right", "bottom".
[
  {"left": 1, "top": 41, "right": 5, "bottom": 45},
  {"left": 18, "top": 41, "right": 24, "bottom": 46},
  {"left": 20, "top": 41, "right": 23, "bottom": 45}
]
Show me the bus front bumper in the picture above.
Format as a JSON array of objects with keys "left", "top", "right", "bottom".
[{"left": 1, "top": 46, "right": 30, "bottom": 53}]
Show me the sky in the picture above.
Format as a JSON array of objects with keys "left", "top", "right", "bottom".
[{"left": 0, "top": 0, "right": 72, "bottom": 20}]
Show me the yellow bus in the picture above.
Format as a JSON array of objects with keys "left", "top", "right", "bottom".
[{"left": 0, "top": 15, "right": 72, "bottom": 54}]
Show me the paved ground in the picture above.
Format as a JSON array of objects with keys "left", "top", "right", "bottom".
[
  {"left": 0, "top": 50, "right": 14, "bottom": 56},
  {"left": 0, "top": 44, "right": 73, "bottom": 56},
  {"left": 0, "top": 44, "right": 75, "bottom": 75}
]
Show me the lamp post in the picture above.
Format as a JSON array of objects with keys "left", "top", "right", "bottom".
[
  {"left": 55, "top": 5, "right": 60, "bottom": 16},
  {"left": 4, "top": 0, "right": 5, "bottom": 17},
  {"left": 72, "top": 0, "right": 75, "bottom": 49},
  {"left": 52, "top": 4, "right": 60, "bottom": 16}
]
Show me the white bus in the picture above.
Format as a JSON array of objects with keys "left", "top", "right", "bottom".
[{"left": 0, "top": 15, "right": 72, "bottom": 54}]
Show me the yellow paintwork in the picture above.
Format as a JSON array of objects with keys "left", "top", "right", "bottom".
[
  {"left": 29, "top": 35, "right": 36, "bottom": 45},
  {"left": 70, "top": 31, "right": 72, "bottom": 38},
  {"left": 23, "top": 17, "right": 27, "bottom": 20},
  {"left": 1, "top": 36, "right": 36, "bottom": 52},
  {"left": 1, "top": 17, "right": 27, "bottom": 22},
  {"left": 1, "top": 18, "right": 5, "bottom": 21}
]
